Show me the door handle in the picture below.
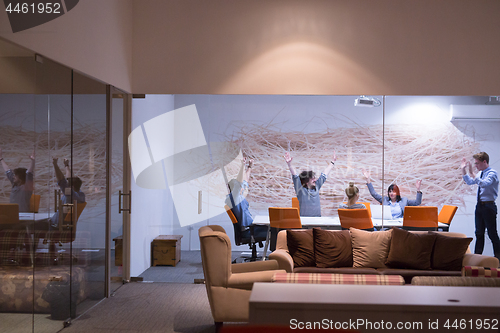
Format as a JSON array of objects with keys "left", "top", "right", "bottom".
[{"left": 119, "top": 190, "right": 131, "bottom": 214}]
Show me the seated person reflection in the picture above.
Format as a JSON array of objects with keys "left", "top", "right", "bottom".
[
  {"left": 225, "top": 158, "right": 268, "bottom": 240},
  {"left": 339, "top": 182, "right": 366, "bottom": 209},
  {"left": 0, "top": 147, "right": 34, "bottom": 212},
  {"left": 48, "top": 158, "right": 86, "bottom": 229},
  {"left": 362, "top": 169, "right": 422, "bottom": 219}
]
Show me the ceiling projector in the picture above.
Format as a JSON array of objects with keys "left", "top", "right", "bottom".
[{"left": 354, "top": 96, "right": 380, "bottom": 107}]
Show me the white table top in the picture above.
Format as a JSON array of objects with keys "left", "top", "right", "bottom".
[
  {"left": 253, "top": 215, "right": 448, "bottom": 228},
  {"left": 19, "top": 212, "right": 52, "bottom": 222}
]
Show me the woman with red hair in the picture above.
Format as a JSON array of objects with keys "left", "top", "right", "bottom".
[{"left": 362, "top": 169, "right": 422, "bottom": 219}]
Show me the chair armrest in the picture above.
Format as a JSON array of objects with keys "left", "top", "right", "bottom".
[
  {"left": 231, "top": 260, "right": 279, "bottom": 273},
  {"left": 268, "top": 249, "right": 294, "bottom": 273},
  {"left": 227, "top": 269, "right": 286, "bottom": 290},
  {"left": 463, "top": 253, "right": 499, "bottom": 268}
]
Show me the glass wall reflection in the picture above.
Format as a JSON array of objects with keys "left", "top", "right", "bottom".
[
  {"left": 0, "top": 38, "right": 108, "bottom": 332},
  {"left": 130, "top": 94, "right": 499, "bottom": 280}
]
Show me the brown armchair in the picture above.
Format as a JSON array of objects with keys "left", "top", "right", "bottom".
[{"left": 199, "top": 225, "right": 285, "bottom": 329}]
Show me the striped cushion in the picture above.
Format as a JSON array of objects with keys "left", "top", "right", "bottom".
[
  {"left": 272, "top": 272, "right": 405, "bottom": 285},
  {"left": 462, "top": 266, "right": 499, "bottom": 278}
]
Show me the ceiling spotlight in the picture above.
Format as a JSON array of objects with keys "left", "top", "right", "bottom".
[{"left": 354, "top": 96, "right": 381, "bottom": 107}]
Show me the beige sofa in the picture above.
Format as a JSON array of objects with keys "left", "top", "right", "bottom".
[
  {"left": 269, "top": 227, "right": 499, "bottom": 284},
  {"left": 198, "top": 225, "right": 286, "bottom": 328}
]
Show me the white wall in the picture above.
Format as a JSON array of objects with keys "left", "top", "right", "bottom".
[{"left": 130, "top": 95, "right": 176, "bottom": 277}]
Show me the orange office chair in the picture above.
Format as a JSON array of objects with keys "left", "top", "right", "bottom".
[
  {"left": 338, "top": 208, "right": 374, "bottom": 231},
  {"left": 46, "top": 201, "right": 87, "bottom": 264},
  {"left": 29, "top": 194, "right": 41, "bottom": 213},
  {"left": 268, "top": 207, "right": 302, "bottom": 229},
  {"left": 224, "top": 205, "right": 265, "bottom": 262},
  {"left": 268, "top": 207, "right": 302, "bottom": 252},
  {"left": 403, "top": 206, "right": 438, "bottom": 231},
  {"left": 291, "top": 197, "right": 300, "bottom": 214},
  {"left": 0, "top": 203, "right": 29, "bottom": 264},
  {"left": 0, "top": 203, "right": 19, "bottom": 224},
  {"left": 438, "top": 205, "right": 457, "bottom": 231}
]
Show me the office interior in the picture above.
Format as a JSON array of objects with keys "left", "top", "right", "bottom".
[{"left": 1, "top": 1, "right": 499, "bottom": 332}]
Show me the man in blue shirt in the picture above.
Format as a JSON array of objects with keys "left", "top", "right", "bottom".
[
  {"left": 0, "top": 148, "right": 35, "bottom": 212},
  {"left": 49, "top": 158, "right": 86, "bottom": 228},
  {"left": 462, "top": 152, "right": 499, "bottom": 260},
  {"left": 284, "top": 151, "right": 337, "bottom": 217}
]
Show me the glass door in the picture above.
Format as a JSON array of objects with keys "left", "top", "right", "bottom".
[
  {"left": 33, "top": 54, "right": 74, "bottom": 332},
  {"left": 109, "top": 89, "right": 131, "bottom": 294},
  {"left": 0, "top": 37, "right": 118, "bottom": 332}
]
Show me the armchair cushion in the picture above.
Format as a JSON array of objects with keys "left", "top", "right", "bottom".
[
  {"left": 286, "top": 229, "right": 314, "bottom": 267},
  {"left": 227, "top": 270, "right": 283, "bottom": 290},
  {"left": 231, "top": 260, "right": 279, "bottom": 273}
]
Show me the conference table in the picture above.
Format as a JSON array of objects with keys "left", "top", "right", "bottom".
[{"left": 253, "top": 215, "right": 450, "bottom": 259}]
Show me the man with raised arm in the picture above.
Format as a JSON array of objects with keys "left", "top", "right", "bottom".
[
  {"left": 49, "top": 157, "right": 85, "bottom": 228},
  {"left": 0, "top": 147, "right": 34, "bottom": 212},
  {"left": 284, "top": 151, "right": 337, "bottom": 217},
  {"left": 462, "top": 152, "right": 500, "bottom": 260}
]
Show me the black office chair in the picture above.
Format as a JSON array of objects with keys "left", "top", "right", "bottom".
[{"left": 224, "top": 205, "right": 266, "bottom": 262}]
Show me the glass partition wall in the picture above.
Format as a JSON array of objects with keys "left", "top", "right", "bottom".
[
  {"left": 0, "top": 39, "right": 114, "bottom": 332},
  {"left": 130, "top": 94, "right": 499, "bottom": 281}
]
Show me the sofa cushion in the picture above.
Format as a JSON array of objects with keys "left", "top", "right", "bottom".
[
  {"left": 294, "top": 266, "right": 379, "bottom": 275},
  {"left": 286, "top": 229, "right": 315, "bottom": 267},
  {"left": 411, "top": 276, "right": 500, "bottom": 287},
  {"left": 273, "top": 272, "right": 404, "bottom": 285},
  {"left": 378, "top": 268, "right": 461, "bottom": 284},
  {"left": 313, "top": 228, "right": 352, "bottom": 268},
  {"left": 430, "top": 232, "right": 472, "bottom": 271},
  {"left": 350, "top": 228, "right": 392, "bottom": 268},
  {"left": 385, "top": 227, "right": 437, "bottom": 270}
]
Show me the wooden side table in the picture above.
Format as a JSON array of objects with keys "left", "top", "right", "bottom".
[{"left": 151, "top": 235, "right": 183, "bottom": 267}]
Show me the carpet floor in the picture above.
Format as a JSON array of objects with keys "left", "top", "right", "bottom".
[
  {"left": 61, "top": 282, "right": 215, "bottom": 333},
  {"left": 62, "top": 250, "right": 258, "bottom": 333}
]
